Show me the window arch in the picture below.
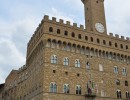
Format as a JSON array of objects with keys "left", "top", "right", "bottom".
[
  {"left": 63, "top": 57, "right": 69, "bottom": 66},
  {"left": 120, "top": 44, "right": 123, "bottom": 49},
  {"left": 85, "top": 36, "right": 88, "bottom": 41},
  {"left": 86, "top": 62, "right": 90, "bottom": 70},
  {"left": 49, "top": 27, "right": 53, "bottom": 32},
  {"left": 71, "top": 32, "right": 75, "bottom": 37},
  {"left": 126, "top": 91, "right": 130, "bottom": 99},
  {"left": 109, "top": 41, "right": 112, "bottom": 46},
  {"left": 117, "top": 90, "right": 122, "bottom": 99},
  {"left": 51, "top": 55, "right": 57, "bottom": 64},
  {"left": 64, "top": 31, "right": 68, "bottom": 36},
  {"left": 97, "top": 38, "right": 100, "bottom": 43},
  {"left": 125, "top": 80, "right": 128, "bottom": 86},
  {"left": 115, "top": 43, "right": 118, "bottom": 47},
  {"left": 116, "top": 79, "right": 120, "bottom": 85},
  {"left": 103, "top": 40, "right": 106, "bottom": 45},
  {"left": 114, "top": 66, "right": 118, "bottom": 74},
  {"left": 90, "top": 37, "right": 93, "bottom": 42},
  {"left": 50, "top": 82, "right": 57, "bottom": 93},
  {"left": 75, "top": 59, "right": 80, "bottom": 67},
  {"left": 126, "top": 45, "right": 128, "bottom": 50},
  {"left": 57, "top": 29, "right": 60, "bottom": 34},
  {"left": 78, "top": 34, "right": 81, "bottom": 39},
  {"left": 76, "top": 85, "right": 81, "bottom": 95},
  {"left": 122, "top": 67, "right": 127, "bottom": 76},
  {"left": 63, "top": 84, "right": 69, "bottom": 93}
]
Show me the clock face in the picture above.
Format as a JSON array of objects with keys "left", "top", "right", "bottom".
[{"left": 95, "top": 23, "right": 105, "bottom": 33}]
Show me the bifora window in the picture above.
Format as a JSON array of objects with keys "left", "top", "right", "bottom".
[
  {"left": 114, "top": 66, "right": 118, "bottom": 74},
  {"left": 51, "top": 55, "right": 57, "bottom": 64},
  {"left": 63, "top": 84, "right": 69, "bottom": 93},
  {"left": 76, "top": 85, "right": 81, "bottom": 95},
  {"left": 117, "top": 90, "right": 122, "bottom": 99},
  {"left": 63, "top": 57, "right": 69, "bottom": 66},
  {"left": 75, "top": 59, "right": 80, "bottom": 67},
  {"left": 122, "top": 67, "right": 127, "bottom": 76},
  {"left": 50, "top": 82, "right": 57, "bottom": 93}
]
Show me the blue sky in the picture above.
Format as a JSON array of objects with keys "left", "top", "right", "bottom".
[{"left": 0, "top": 0, "right": 130, "bottom": 83}]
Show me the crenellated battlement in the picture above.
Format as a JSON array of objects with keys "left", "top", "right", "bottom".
[
  {"left": 27, "top": 15, "right": 130, "bottom": 58},
  {"left": 107, "top": 32, "right": 130, "bottom": 42}
]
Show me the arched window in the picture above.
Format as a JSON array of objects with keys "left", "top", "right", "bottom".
[
  {"left": 64, "top": 31, "right": 68, "bottom": 36},
  {"left": 103, "top": 40, "right": 106, "bottom": 45},
  {"left": 126, "top": 91, "right": 130, "bottom": 99},
  {"left": 115, "top": 43, "right": 118, "bottom": 47},
  {"left": 57, "top": 29, "right": 60, "bottom": 34},
  {"left": 114, "top": 66, "right": 118, "bottom": 74},
  {"left": 85, "top": 36, "right": 88, "bottom": 41},
  {"left": 86, "top": 62, "right": 90, "bottom": 70},
  {"left": 109, "top": 41, "right": 112, "bottom": 46},
  {"left": 116, "top": 79, "right": 120, "bottom": 85},
  {"left": 125, "top": 80, "right": 128, "bottom": 86},
  {"left": 122, "top": 68, "right": 127, "bottom": 76},
  {"left": 117, "top": 90, "right": 122, "bottom": 99},
  {"left": 49, "top": 27, "right": 53, "bottom": 32},
  {"left": 50, "top": 82, "right": 57, "bottom": 93},
  {"left": 91, "top": 37, "right": 93, "bottom": 42},
  {"left": 97, "top": 38, "right": 100, "bottom": 43},
  {"left": 75, "top": 59, "right": 80, "bottom": 67},
  {"left": 78, "top": 34, "right": 81, "bottom": 39},
  {"left": 63, "top": 57, "right": 69, "bottom": 66},
  {"left": 51, "top": 55, "right": 57, "bottom": 64},
  {"left": 63, "top": 84, "right": 69, "bottom": 93},
  {"left": 126, "top": 45, "right": 128, "bottom": 50},
  {"left": 76, "top": 85, "right": 81, "bottom": 95},
  {"left": 120, "top": 44, "right": 123, "bottom": 49},
  {"left": 71, "top": 32, "right": 75, "bottom": 37}
]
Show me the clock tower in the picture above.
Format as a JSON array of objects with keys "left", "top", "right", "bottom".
[{"left": 81, "top": 0, "right": 107, "bottom": 34}]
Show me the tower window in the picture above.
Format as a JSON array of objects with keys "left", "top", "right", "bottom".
[
  {"left": 96, "top": 1, "right": 98, "bottom": 3},
  {"left": 97, "top": 38, "right": 100, "bottom": 43},
  {"left": 78, "top": 34, "right": 82, "bottom": 39},
  {"left": 126, "top": 45, "right": 128, "bottom": 49},
  {"left": 72, "top": 32, "right": 75, "bottom": 37},
  {"left": 109, "top": 41, "right": 112, "bottom": 46},
  {"left": 49, "top": 27, "right": 53, "bottom": 32},
  {"left": 120, "top": 44, "right": 123, "bottom": 49},
  {"left": 76, "top": 85, "right": 82, "bottom": 95},
  {"left": 115, "top": 43, "right": 118, "bottom": 47},
  {"left": 57, "top": 29, "right": 60, "bottom": 34},
  {"left": 103, "top": 40, "right": 106, "bottom": 45},
  {"left": 85, "top": 36, "right": 88, "bottom": 41},
  {"left": 91, "top": 37, "right": 93, "bottom": 42},
  {"left": 64, "top": 31, "right": 68, "bottom": 36}
]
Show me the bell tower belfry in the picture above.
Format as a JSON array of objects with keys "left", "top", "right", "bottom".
[{"left": 81, "top": 0, "right": 107, "bottom": 34}]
